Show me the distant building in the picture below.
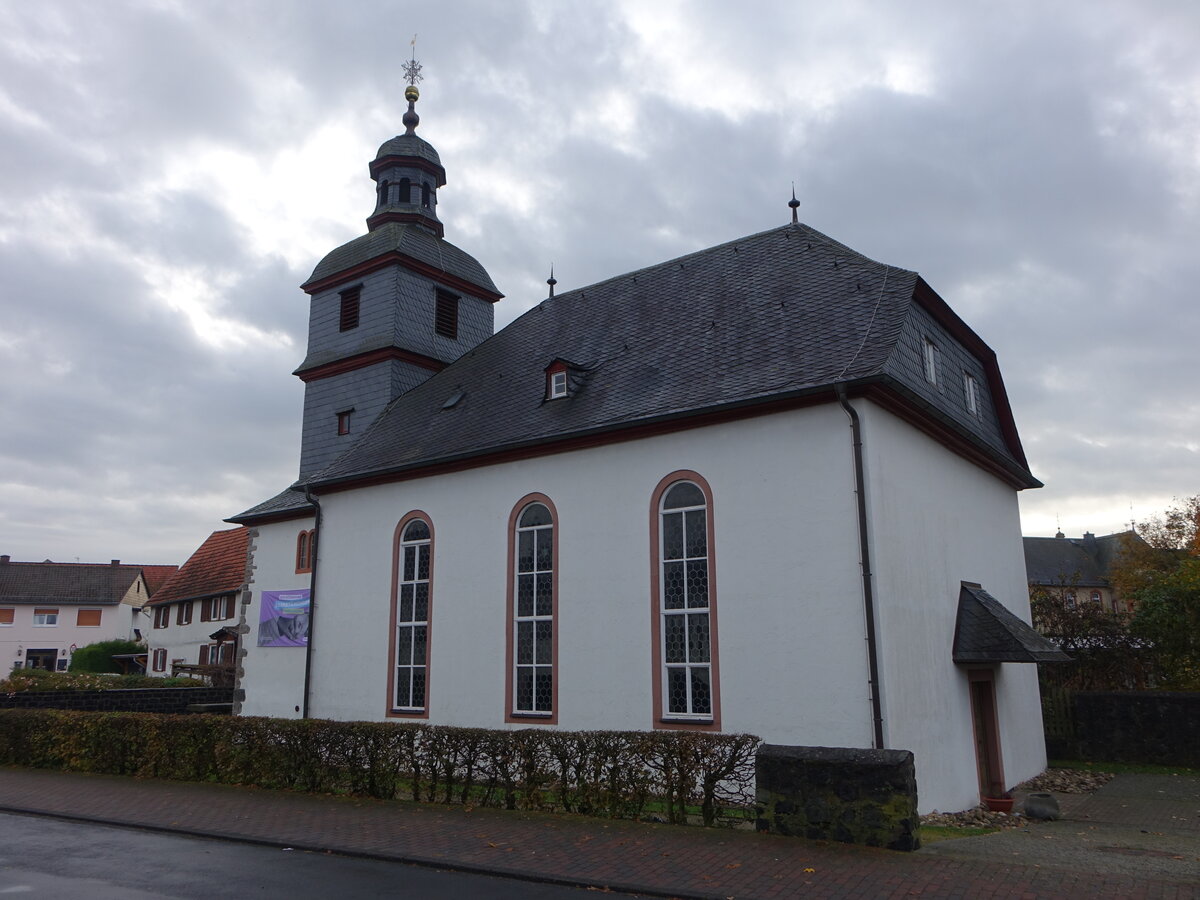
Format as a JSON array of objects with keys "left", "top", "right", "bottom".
[
  {"left": 0, "top": 556, "right": 176, "bottom": 671},
  {"left": 1023, "top": 531, "right": 1141, "bottom": 613},
  {"left": 143, "top": 528, "right": 249, "bottom": 677}
]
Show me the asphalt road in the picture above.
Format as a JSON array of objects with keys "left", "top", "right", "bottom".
[{"left": 0, "top": 811, "right": 622, "bottom": 899}]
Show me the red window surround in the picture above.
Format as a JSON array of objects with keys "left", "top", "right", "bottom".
[
  {"left": 504, "top": 493, "right": 559, "bottom": 724},
  {"left": 649, "top": 470, "right": 722, "bottom": 732},
  {"left": 296, "top": 529, "right": 314, "bottom": 574}
]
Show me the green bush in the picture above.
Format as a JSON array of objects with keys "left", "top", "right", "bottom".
[
  {"left": 0, "top": 669, "right": 205, "bottom": 693},
  {"left": 0, "top": 709, "right": 760, "bottom": 826},
  {"left": 68, "top": 639, "right": 144, "bottom": 674}
]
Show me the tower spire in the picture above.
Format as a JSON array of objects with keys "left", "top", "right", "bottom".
[
  {"left": 402, "top": 35, "right": 424, "bottom": 135},
  {"left": 788, "top": 183, "right": 800, "bottom": 225}
]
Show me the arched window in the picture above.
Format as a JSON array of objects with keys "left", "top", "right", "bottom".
[
  {"left": 506, "top": 495, "right": 557, "bottom": 722},
  {"left": 421, "top": 182, "right": 431, "bottom": 208},
  {"left": 390, "top": 514, "right": 432, "bottom": 716},
  {"left": 651, "top": 473, "right": 719, "bottom": 729},
  {"left": 377, "top": 179, "right": 390, "bottom": 208},
  {"left": 398, "top": 177, "right": 411, "bottom": 204},
  {"left": 295, "top": 529, "right": 314, "bottom": 574}
]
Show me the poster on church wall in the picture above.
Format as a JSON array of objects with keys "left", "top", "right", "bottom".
[{"left": 258, "top": 589, "right": 310, "bottom": 647}]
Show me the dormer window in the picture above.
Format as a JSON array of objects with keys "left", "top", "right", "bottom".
[
  {"left": 545, "top": 360, "right": 572, "bottom": 400},
  {"left": 922, "top": 337, "right": 939, "bottom": 387},
  {"left": 339, "top": 286, "right": 361, "bottom": 332},
  {"left": 963, "top": 372, "right": 980, "bottom": 415}
]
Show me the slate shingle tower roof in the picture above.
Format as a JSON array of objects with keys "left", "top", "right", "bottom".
[{"left": 298, "top": 222, "right": 1038, "bottom": 493}]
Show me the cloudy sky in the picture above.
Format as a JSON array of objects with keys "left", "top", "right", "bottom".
[{"left": 1, "top": 0, "right": 1197, "bottom": 565}]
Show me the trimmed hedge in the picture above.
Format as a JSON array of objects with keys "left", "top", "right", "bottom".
[{"left": 0, "top": 710, "right": 759, "bottom": 826}]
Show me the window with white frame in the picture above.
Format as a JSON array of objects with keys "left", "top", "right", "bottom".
[
  {"left": 152, "top": 648, "right": 167, "bottom": 672},
  {"left": 659, "top": 481, "right": 713, "bottom": 718},
  {"left": 513, "top": 502, "right": 554, "bottom": 716},
  {"left": 393, "top": 518, "right": 431, "bottom": 712},
  {"left": 202, "top": 595, "right": 235, "bottom": 622},
  {"left": 33, "top": 608, "right": 59, "bottom": 627},
  {"left": 964, "top": 372, "right": 980, "bottom": 415},
  {"left": 548, "top": 369, "right": 567, "bottom": 399},
  {"left": 176, "top": 601, "right": 193, "bottom": 626},
  {"left": 922, "top": 337, "right": 939, "bottom": 387},
  {"left": 153, "top": 605, "right": 170, "bottom": 628}
]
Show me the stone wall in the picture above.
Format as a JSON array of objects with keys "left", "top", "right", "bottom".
[
  {"left": 755, "top": 744, "right": 920, "bottom": 851},
  {"left": 0, "top": 687, "right": 233, "bottom": 715},
  {"left": 1073, "top": 691, "right": 1200, "bottom": 767}
]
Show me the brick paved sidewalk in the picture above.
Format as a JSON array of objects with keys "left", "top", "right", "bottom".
[{"left": 1, "top": 766, "right": 1196, "bottom": 899}]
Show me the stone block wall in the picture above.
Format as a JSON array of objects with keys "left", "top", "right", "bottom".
[
  {"left": 0, "top": 687, "right": 233, "bottom": 714},
  {"left": 1073, "top": 691, "right": 1200, "bottom": 767},
  {"left": 755, "top": 744, "right": 920, "bottom": 851}
]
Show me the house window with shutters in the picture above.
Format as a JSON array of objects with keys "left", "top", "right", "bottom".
[
  {"left": 389, "top": 514, "right": 433, "bottom": 716},
  {"left": 153, "top": 606, "right": 170, "bottom": 629},
  {"left": 177, "top": 601, "right": 193, "bottom": 626},
  {"left": 650, "top": 472, "right": 721, "bottom": 730},
  {"left": 152, "top": 648, "right": 167, "bottom": 672},
  {"left": 201, "top": 595, "right": 234, "bottom": 623},
  {"left": 506, "top": 496, "right": 557, "bottom": 722}
]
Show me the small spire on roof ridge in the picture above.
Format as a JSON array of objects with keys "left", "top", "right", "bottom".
[
  {"left": 788, "top": 182, "right": 800, "bottom": 225},
  {"left": 547, "top": 264, "right": 557, "bottom": 298},
  {"left": 402, "top": 36, "right": 423, "bottom": 135}
]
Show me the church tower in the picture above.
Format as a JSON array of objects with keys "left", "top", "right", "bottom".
[{"left": 293, "top": 68, "right": 503, "bottom": 479}]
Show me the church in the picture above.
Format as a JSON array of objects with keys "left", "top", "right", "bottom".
[{"left": 229, "top": 73, "right": 1061, "bottom": 815}]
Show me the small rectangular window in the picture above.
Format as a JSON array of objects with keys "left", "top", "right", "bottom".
[
  {"left": 0, "top": 608, "right": 13, "bottom": 626},
  {"left": 76, "top": 608, "right": 102, "bottom": 627},
  {"left": 337, "top": 409, "right": 352, "bottom": 436},
  {"left": 964, "top": 372, "right": 980, "bottom": 415},
  {"left": 435, "top": 290, "right": 459, "bottom": 339},
  {"left": 33, "top": 608, "right": 58, "bottom": 627},
  {"left": 339, "top": 286, "right": 361, "bottom": 332},
  {"left": 922, "top": 338, "right": 939, "bottom": 387},
  {"left": 549, "top": 370, "right": 567, "bottom": 399}
]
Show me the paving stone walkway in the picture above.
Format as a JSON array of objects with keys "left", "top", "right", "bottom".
[{"left": 2, "top": 766, "right": 1197, "bottom": 898}]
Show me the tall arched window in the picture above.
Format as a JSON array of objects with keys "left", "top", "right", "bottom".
[
  {"left": 389, "top": 514, "right": 432, "bottom": 716},
  {"left": 377, "top": 179, "right": 390, "bottom": 208},
  {"left": 295, "top": 529, "right": 314, "bottom": 574},
  {"left": 651, "top": 472, "right": 720, "bottom": 730},
  {"left": 421, "top": 182, "right": 431, "bottom": 208},
  {"left": 398, "top": 177, "right": 411, "bottom": 204},
  {"left": 506, "top": 495, "right": 557, "bottom": 722}
]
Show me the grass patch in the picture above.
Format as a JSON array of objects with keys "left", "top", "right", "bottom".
[
  {"left": 1049, "top": 759, "right": 1199, "bottom": 777},
  {"left": 919, "top": 825, "right": 998, "bottom": 844}
]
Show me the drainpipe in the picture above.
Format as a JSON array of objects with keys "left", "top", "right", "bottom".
[
  {"left": 836, "top": 384, "right": 885, "bottom": 750},
  {"left": 301, "top": 484, "right": 321, "bottom": 720}
]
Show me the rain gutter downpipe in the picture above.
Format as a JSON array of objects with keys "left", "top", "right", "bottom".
[
  {"left": 301, "top": 483, "right": 321, "bottom": 720},
  {"left": 836, "top": 384, "right": 886, "bottom": 750}
]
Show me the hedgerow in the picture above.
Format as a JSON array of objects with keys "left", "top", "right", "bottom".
[{"left": 0, "top": 710, "right": 759, "bottom": 826}]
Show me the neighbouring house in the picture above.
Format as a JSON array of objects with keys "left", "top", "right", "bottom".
[
  {"left": 0, "top": 556, "right": 176, "bottom": 672},
  {"left": 1024, "top": 531, "right": 1141, "bottom": 613},
  {"left": 228, "top": 74, "right": 1059, "bottom": 814},
  {"left": 144, "top": 528, "right": 249, "bottom": 679}
]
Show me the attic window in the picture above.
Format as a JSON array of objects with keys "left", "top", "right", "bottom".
[
  {"left": 922, "top": 338, "right": 939, "bottom": 387},
  {"left": 549, "top": 370, "right": 567, "bottom": 399},
  {"left": 964, "top": 372, "right": 980, "bottom": 415},
  {"left": 339, "top": 286, "right": 361, "bottom": 332},
  {"left": 336, "top": 409, "right": 353, "bottom": 436},
  {"left": 435, "top": 290, "right": 459, "bottom": 339}
]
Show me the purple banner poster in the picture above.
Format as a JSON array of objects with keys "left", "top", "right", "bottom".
[{"left": 257, "top": 589, "right": 311, "bottom": 647}]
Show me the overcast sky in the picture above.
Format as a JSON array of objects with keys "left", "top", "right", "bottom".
[{"left": 1, "top": 0, "right": 1197, "bottom": 565}]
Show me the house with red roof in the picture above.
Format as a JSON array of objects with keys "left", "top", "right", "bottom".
[
  {"left": 144, "top": 528, "right": 249, "bottom": 677},
  {"left": 1, "top": 555, "right": 177, "bottom": 672}
]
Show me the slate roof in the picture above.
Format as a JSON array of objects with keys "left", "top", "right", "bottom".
[
  {"left": 149, "top": 528, "right": 249, "bottom": 606},
  {"left": 302, "top": 222, "right": 500, "bottom": 297},
  {"left": 305, "top": 223, "right": 1037, "bottom": 491},
  {"left": 376, "top": 133, "right": 442, "bottom": 169},
  {"left": 0, "top": 561, "right": 145, "bottom": 606},
  {"left": 1023, "top": 532, "right": 1134, "bottom": 587},
  {"left": 231, "top": 487, "right": 312, "bottom": 524},
  {"left": 953, "top": 583, "right": 1070, "bottom": 664}
]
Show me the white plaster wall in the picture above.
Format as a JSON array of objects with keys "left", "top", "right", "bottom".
[
  {"left": 238, "top": 518, "right": 316, "bottom": 718},
  {"left": 1, "top": 603, "right": 140, "bottom": 672},
  {"left": 304, "top": 406, "right": 876, "bottom": 747},
  {"left": 858, "top": 400, "right": 1045, "bottom": 813},
  {"left": 144, "top": 598, "right": 238, "bottom": 672}
]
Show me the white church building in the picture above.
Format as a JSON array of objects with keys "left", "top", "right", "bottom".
[{"left": 230, "top": 78, "right": 1063, "bottom": 815}]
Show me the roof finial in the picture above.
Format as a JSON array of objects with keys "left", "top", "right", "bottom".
[
  {"left": 788, "top": 182, "right": 800, "bottom": 225},
  {"left": 547, "top": 264, "right": 557, "bottom": 298},
  {"left": 402, "top": 36, "right": 423, "bottom": 135}
]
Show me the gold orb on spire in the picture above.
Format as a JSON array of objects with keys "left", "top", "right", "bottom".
[{"left": 405, "top": 84, "right": 420, "bottom": 102}]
